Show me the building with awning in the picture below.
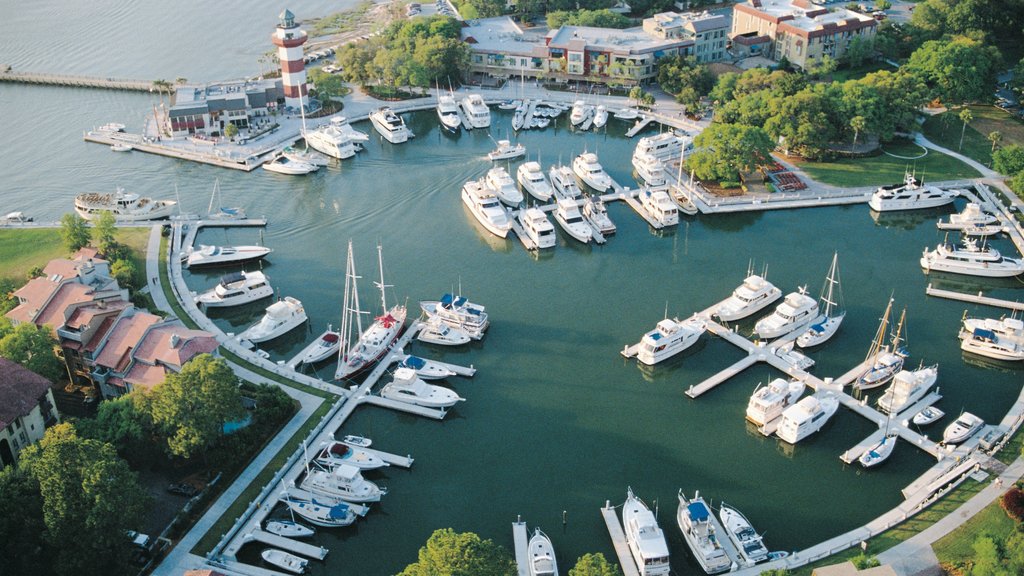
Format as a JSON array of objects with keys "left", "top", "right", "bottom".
[{"left": 167, "top": 78, "right": 284, "bottom": 137}]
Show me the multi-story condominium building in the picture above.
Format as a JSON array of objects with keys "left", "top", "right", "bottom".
[
  {"left": 642, "top": 11, "right": 729, "bottom": 63},
  {"left": 0, "top": 359, "right": 60, "bottom": 469}
]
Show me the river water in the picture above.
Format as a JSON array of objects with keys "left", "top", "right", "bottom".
[{"left": 2, "top": 4, "right": 1023, "bottom": 575}]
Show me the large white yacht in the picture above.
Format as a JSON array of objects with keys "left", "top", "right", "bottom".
[
  {"left": 920, "top": 239, "right": 1024, "bottom": 277},
  {"left": 460, "top": 94, "right": 491, "bottom": 128},
  {"left": 370, "top": 107, "right": 411, "bottom": 144},
  {"left": 963, "top": 315, "right": 1024, "bottom": 347},
  {"left": 380, "top": 367, "right": 465, "bottom": 408},
  {"left": 485, "top": 166, "right": 524, "bottom": 206},
  {"left": 572, "top": 152, "right": 612, "bottom": 192},
  {"left": 937, "top": 202, "right": 999, "bottom": 234},
  {"left": 488, "top": 139, "right": 526, "bottom": 161},
  {"left": 397, "top": 355, "right": 458, "bottom": 380},
  {"left": 570, "top": 100, "right": 592, "bottom": 126},
  {"left": 632, "top": 152, "right": 669, "bottom": 190},
  {"left": 238, "top": 297, "right": 307, "bottom": 343},
  {"left": 315, "top": 441, "right": 387, "bottom": 470},
  {"left": 419, "top": 293, "right": 489, "bottom": 339},
  {"left": 676, "top": 490, "right": 733, "bottom": 575},
  {"left": 303, "top": 116, "right": 364, "bottom": 159},
  {"left": 582, "top": 195, "right": 616, "bottom": 235},
  {"left": 261, "top": 549, "right": 308, "bottom": 574},
  {"left": 719, "top": 503, "right": 769, "bottom": 566},
  {"left": 868, "top": 172, "right": 961, "bottom": 212},
  {"left": 462, "top": 180, "right": 512, "bottom": 238},
  {"left": 960, "top": 327, "right": 1024, "bottom": 361},
  {"left": 623, "top": 488, "right": 671, "bottom": 576},
  {"left": 753, "top": 288, "right": 819, "bottom": 340},
  {"left": 195, "top": 271, "right": 273, "bottom": 308},
  {"left": 639, "top": 187, "right": 679, "bottom": 227},
  {"left": 745, "top": 378, "right": 805, "bottom": 428},
  {"left": 436, "top": 93, "right": 462, "bottom": 133},
  {"left": 74, "top": 188, "right": 177, "bottom": 221},
  {"left": 518, "top": 162, "right": 554, "bottom": 202},
  {"left": 626, "top": 315, "right": 707, "bottom": 366},
  {"left": 877, "top": 365, "right": 938, "bottom": 414},
  {"left": 301, "top": 463, "right": 386, "bottom": 502},
  {"left": 527, "top": 528, "right": 558, "bottom": 576},
  {"left": 185, "top": 244, "right": 272, "bottom": 268},
  {"left": 550, "top": 165, "right": 583, "bottom": 200},
  {"left": 776, "top": 394, "right": 840, "bottom": 444},
  {"left": 519, "top": 207, "right": 557, "bottom": 249},
  {"left": 553, "top": 198, "right": 592, "bottom": 243},
  {"left": 634, "top": 132, "right": 689, "bottom": 163},
  {"left": 715, "top": 274, "right": 782, "bottom": 322}
]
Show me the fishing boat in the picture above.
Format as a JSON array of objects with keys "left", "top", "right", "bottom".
[
  {"left": 745, "top": 378, "right": 805, "bottom": 428},
  {"left": 194, "top": 271, "right": 273, "bottom": 308},
  {"left": 912, "top": 406, "right": 945, "bottom": 426},
  {"left": 943, "top": 412, "right": 984, "bottom": 444},
  {"left": 462, "top": 180, "right": 512, "bottom": 238},
  {"left": 855, "top": 301, "right": 908, "bottom": 391},
  {"left": 527, "top": 528, "right": 559, "bottom": 576},
  {"left": 488, "top": 139, "right": 526, "bottom": 161},
  {"left": 437, "top": 93, "right": 462, "bottom": 133},
  {"left": 624, "top": 314, "right": 707, "bottom": 366},
  {"left": 582, "top": 195, "right": 616, "bottom": 235},
  {"left": 380, "top": 367, "right": 465, "bottom": 408},
  {"left": 676, "top": 490, "right": 733, "bottom": 574},
  {"left": 265, "top": 519, "right": 315, "bottom": 539},
  {"left": 858, "top": 433, "right": 898, "bottom": 468},
  {"left": 334, "top": 243, "right": 407, "bottom": 380},
  {"left": 460, "top": 94, "right": 491, "bottom": 128},
  {"left": 298, "top": 327, "right": 341, "bottom": 364},
  {"left": 74, "top": 188, "right": 177, "bottom": 221},
  {"left": 238, "top": 297, "right": 307, "bottom": 344},
  {"left": 572, "top": 152, "right": 613, "bottom": 192},
  {"left": 552, "top": 198, "right": 592, "bottom": 243},
  {"left": 416, "top": 316, "right": 472, "bottom": 346},
  {"left": 301, "top": 463, "right": 386, "bottom": 502},
  {"left": 624, "top": 488, "right": 671, "bottom": 576},
  {"left": 937, "top": 202, "right": 999, "bottom": 234},
  {"left": 877, "top": 365, "right": 938, "bottom": 414},
  {"left": 549, "top": 165, "right": 583, "bottom": 200},
  {"left": 184, "top": 244, "right": 272, "bottom": 268},
  {"left": 868, "top": 171, "right": 961, "bottom": 212},
  {"left": 419, "top": 293, "right": 489, "bottom": 339},
  {"left": 920, "top": 238, "right": 1024, "bottom": 278},
  {"left": 519, "top": 207, "right": 557, "bottom": 249},
  {"left": 485, "top": 166, "right": 524, "bottom": 206},
  {"left": 315, "top": 440, "right": 387, "bottom": 470},
  {"left": 753, "top": 288, "right": 819, "bottom": 340},
  {"left": 261, "top": 548, "right": 308, "bottom": 574},
  {"left": 639, "top": 187, "right": 679, "bottom": 227},
  {"left": 960, "top": 327, "right": 1024, "bottom": 361},
  {"left": 797, "top": 252, "right": 845, "bottom": 348},
  {"left": 592, "top": 105, "right": 608, "bottom": 129},
  {"left": 776, "top": 394, "right": 840, "bottom": 444},
  {"left": 369, "top": 107, "right": 411, "bottom": 144},
  {"left": 719, "top": 502, "right": 769, "bottom": 565},
  {"left": 518, "top": 162, "right": 554, "bottom": 202},
  {"left": 280, "top": 493, "right": 360, "bottom": 527},
  {"left": 398, "top": 355, "right": 456, "bottom": 380},
  {"left": 715, "top": 270, "right": 782, "bottom": 322},
  {"left": 262, "top": 152, "right": 318, "bottom": 175}
]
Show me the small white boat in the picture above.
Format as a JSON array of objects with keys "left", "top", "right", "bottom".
[
  {"left": 98, "top": 122, "right": 126, "bottom": 133},
  {"left": 754, "top": 288, "right": 819, "bottom": 340},
  {"left": 185, "top": 244, "right": 272, "bottom": 268},
  {"left": 437, "top": 93, "right": 462, "bottom": 133},
  {"left": 624, "top": 488, "right": 671, "bottom": 576},
  {"left": 943, "top": 412, "right": 984, "bottom": 444},
  {"left": 570, "top": 100, "right": 592, "bottom": 127},
  {"left": 715, "top": 273, "right": 782, "bottom": 322},
  {"left": 912, "top": 406, "right": 945, "bottom": 426},
  {"left": 280, "top": 494, "right": 359, "bottom": 527},
  {"left": 937, "top": 202, "right": 998, "bottom": 232},
  {"left": 238, "top": 297, "right": 308, "bottom": 344},
  {"left": 614, "top": 107, "right": 639, "bottom": 120},
  {"left": 301, "top": 463, "right": 386, "bottom": 502},
  {"left": 532, "top": 117, "right": 551, "bottom": 129},
  {"left": 380, "top": 366, "right": 465, "bottom": 408},
  {"left": 639, "top": 187, "right": 679, "bottom": 227},
  {"left": 420, "top": 293, "right": 489, "bottom": 339},
  {"left": 485, "top": 166, "right": 524, "bottom": 206},
  {"left": 1, "top": 211, "right": 32, "bottom": 224},
  {"left": 527, "top": 528, "right": 559, "bottom": 576},
  {"left": 110, "top": 142, "right": 132, "bottom": 152},
  {"left": 299, "top": 328, "right": 341, "bottom": 364},
  {"left": 519, "top": 207, "right": 557, "bottom": 249},
  {"left": 261, "top": 548, "right": 308, "bottom": 574},
  {"left": 462, "top": 180, "right": 512, "bottom": 238},
  {"left": 553, "top": 198, "right": 592, "bottom": 243},
  {"left": 265, "top": 519, "right": 315, "bottom": 539},
  {"left": 582, "top": 195, "right": 616, "bottom": 235},
  {"left": 549, "top": 165, "right": 583, "bottom": 200},
  {"left": 488, "top": 139, "right": 526, "bottom": 161},
  {"left": 263, "top": 152, "right": 318, "bottom": 175},
  {"left": 497, "top": 99, "right": 519, "bottom": 110},
  {"left": 869, "top": 171, "right": 961, "bottom": 212},
  {"left": 195, "top": 270, "right": 273, "bottom": 308},
  {"left": 877, "top": 365, "right": 938, "bottom": 414},
  {"left": 676, "top": 490, "right": 732, "bottom": 575},
  {"left": 417, "top": 316, "right": 472, "bottom": 346},
  {"left": 461, "top": 94, "right": 492, "bottom": 128},
  {"left": 921, "top": 238, "right": 1024, "bottom": 278},
  {"left": 776, "top": 393, "right": 840, "bottom": 444},
  {"left": 746, "top": 378, "right": 805, "bottom": 428},
  {"left": 858, "top": 433, "right": 898, "bottom": 468},
  {"left": 572, "top": 152, "right": 612, "bottom": 192},
  {"left": 719, "top": 502, "right": 769, "bottom": 565},
  {"left": 592, "top": 105, "right": 608, "bottom": 129},
  {"left": 283, "top": 146, "right": 329, "bottom": 167},
  {"left": 370, "top": 107, "right": 411, "bottom": 144},
  {"left": 796, "top": 253, "right": 845, "bottom": 348},
  {"left": 960, "top": 327, "right": 1024, "bottom": 361},
  {"left": 518, "top": 162, "right": 554, "bottom": 202},
  {"left": 315, "top": 440, "right": 388, "bottom": 470},
  {"left": 399, "top": 355, "right": 456, "bottom": 380},
  {"left": 625, "top": 314, "right": 706, "bottom": 366},
  {"left": 342, "top": 435, "right": 371, "bottom": 447}
]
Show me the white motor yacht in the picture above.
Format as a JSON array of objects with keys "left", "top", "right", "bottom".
[
  {"left": 937, "top": 202, "right": 998, "bottom": 233},
  {"left": 858, "top": 433, "right": 898, "bottom": 468},
  {"left": 488, "top": 139, "right": 526, "bottom": 161},
  {"left": 304, "top": 117, "right": 362, "bottom": 159},
  {"left": 753, "top": 288, "right": 819, "bottom": 340},
  {"left": 519, "top": 207, "right": 557, "bottom": 249},
  {"left": 195, "top": 271, "right": 273, "bottom": 308},
  {"left": 943, "top": 412, "right": 984, "bottom": 444},
  {"left": 263, "top": 152, "right": 318, "bottom": 175},
  {"left": 719, "top": 503, "right": 769, "bottom": 566},
  {"left": 639, "top": 187, "right": 679, "bottom": 227},
  {"left": 582, "top": 195, "right": 616, "bottom": 235},
  {"left": 460, "top": 94, "right": 491, "bottom": 128},
  {"left": 745, "top": 378, "right": 805, "bottom": 428},
  {"left": 676, "top": 490, "right": 733, "bottom": 575},
  {"left": 301, "top": 463, "right": 386, "bottom": 502},
  {"left": 632, "top": 152, "right": 669, "bottom": 190},
  {"left": 74, "top": 188, "right": 177, "bottom": 221},
  {"left": 420, "top": 293, "right": 489, "bottom": 339},
  {"left": 299, "top": 328, "right": 341, "bottom": 364},
  {"left": 261, "top": 548, "right": 308, "bottom": 574},
  {"left": 485, "top": 166, "right": 524, "bottom": 206},
  {"left": 963, "top": 316, "right": 1024, "bottom": 346},
  {"left": 776, "top": 394, "right": 840, "bottom": 444},
  {"left": 570, "top": 100, "right": 592, "bottom": 127},
  {"left": 624, "top": 488, "right": 671, "bottom": 576},
  {"left": 265, "top": 520, "right": 315, "bottom": 539},
  {"left": 715, "top": 274, "right": 782, "bottom": 322},
  {"left": 398, "top": 355, "right": 456, "bottom": 380},
  {"left": 960, "top": 327, "right": 1024, "bottom": 361},
  {"left": 912, "top": 406, "right": 945, "bottom": 426},
  {"left": 592, "top": 105, "right": 608, "bottom": 129},
  {"left": 370, "top": 107, "right": 411, "bottom": 144},
  {"left": 796, "top": 253, "right": 845, "bottom": 348},
  {"left": 920, "top": 239, "right": 1024, "bottom": 278},
  {"left": 280, "top": 494, "right": 359, "bottom": 527},
  {"left": 855, "top": 303, "right": 908, "bottom": 391},
  {"left": 417, "top": 316, "right": 473, "bottom": 346},
  {"left": 380, "top": 367, "right": 465, "bottom": 408},
  {"left": 437, "top": 93, "right": 462, "bottom": 133},
  {"left": 527, "top": 528, "right": 559, "bottom": 576},
  {"left": 553, "top": 198, "right": 592, "bottom": 243},
  {"left": 185, "top": 244, "right": 272, "bottom": 268},
  {"left": 462, "top": 180, "right": 512, "bottom": 238},
  {"left": 238, "top": 297, "right": 307, "bottom": 344},
  {"left": 549, "top": 165, "right": 583, "bottom": 200},
  {"left": 625, "top": 315, "right": 707, "bottom": 366},
  {"left": 315, "top": 440, "right": 388, "bottom": 470},
  {"left": 518, "top": 162, "right": 554, "bottom": 202},
  {"left": 635, "top": 132, "right": 689, "bottom": 163},
  {"left": 877, "top": 365, "right": 938, "bottom": 414},
  {"left": 869, "top": 171, "right": 961, "bottom": 212},
  {"left": 572, "top": 152, "right": 613, "bottom": 192}
]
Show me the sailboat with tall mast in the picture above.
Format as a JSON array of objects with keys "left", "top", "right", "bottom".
[
  {"left": 859, "top": 401, "right": 898, "bottom": 467},
  {"left": 854, "top": 300, "right": 908, "bottom": 391},
  {"left": 797, "top": 252, "right": 845, "bottom": 348},
  {"left": 671, "top": 145, "right": 698, "bottom": 216},
  {"left": 334, "top": 243, "right": 408, "bottom": 380}
]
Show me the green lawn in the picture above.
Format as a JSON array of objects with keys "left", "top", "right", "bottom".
[
  {"left": 922, "top": 106, "right": 1024, "bottom": 170},
  {"left": 0, "top": 227, "right": 151, "bottom": 282},
  {"left": 933, "top": 500, "right": 1016, "bottom": 570},
  {"left": 795, "top": 142, "right": 981, "bottom": 188}
]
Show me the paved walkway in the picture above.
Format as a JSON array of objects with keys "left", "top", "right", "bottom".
[
  {"left": 914, "top": 133, "right": 999, "bottom": 179},
  {"left": 146, "top": 224, "right": 173, "bottom": 315}
]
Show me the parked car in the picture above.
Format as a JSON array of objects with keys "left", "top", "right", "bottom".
[{"left": 166, "top": 482, "right": 199, "bottom": 497}]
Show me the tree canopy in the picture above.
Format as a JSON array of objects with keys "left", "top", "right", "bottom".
[
  {"left": 994, "top": 145, "right": 1024, "bottom": 177},
  {"left": 0, "top": 466, "right": 50, "bottom": 576},
  {"left": 688, "top": 123, "right": 775, "bottom": 182},
  {"left": 60, "top": 213, "right": 90, "bottom": 253},
  {"left": 547, "top": 9, "right": 632, "bottom": 30},
  {"left": 398, "top": 528, "right": 516, "bottom": 576},
  {"left": 656, "top": 55, "right": 714, "bottom": 109},
  {"left": 0, "top": 321, "right": 64, "bottom": 382},
  {"left": 905, "top": 35, "right": 1001, "bottom": 104},
  {"left": 568, "top": 552, "right": 623, "bottom": 576},
  {"left": 94, "top": 210, "right": 117, "bottom": 254}
]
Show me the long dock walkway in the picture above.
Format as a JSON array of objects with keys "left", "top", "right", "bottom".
[
  {"left": 1, "top": 70, "right": 154, "bottom": 91},
  {"left": 925, "top": 284, "right": 1024, "bottom": 312},
  {"left": 512, "top": 521, "right": 530, "bottom": 576},
  {"left": 624, "top": 116, "right": 654, "bottom": 138},
  {"left": 599, "top": 504, "right": 641, "bottom": 576},
  {"left": 244, "top": 529, "right": 328, "bottom": 560},
  {"left": 179, "top": 217, "right": 269, "bottom": 253}
]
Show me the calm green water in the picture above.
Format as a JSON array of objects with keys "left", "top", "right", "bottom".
[{"left": 3, "top": 7, "right": 1024, "bottom": 575}]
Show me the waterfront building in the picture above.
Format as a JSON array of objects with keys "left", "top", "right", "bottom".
[
  {"left": 642, "top": 11, "right": 729, "bottom": 63},
  {"left": 0, "top": 359, "right": 60, "bottom": 469},
  {"left": 731, "top": 0, "right": 877, "bottom": 70},
  {"left": 167, "top": 79, "right": 282, "bottom": 138},
  {"left": 271, "top": 8, "right": 308, "bottom": 110}
]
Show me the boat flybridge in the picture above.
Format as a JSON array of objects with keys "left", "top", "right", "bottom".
[
  {"left": 582, "top": 195, "right": 616, "bottom": 235},
  {"left": 238, "top": 297, "right": 307, "bottom": 344},
  {"left": 719, "top": 503, "right": 770, "bottom": 566},
  {"left": 963, "top": 315, "right": 1024, "bottom": 346},
  {"left": 485, "top": 165, "right": 524, "bottom": 206},
  {"left": 437, "top": 93, "right": 462, "bottom": 133},
  {"left": 937, "top": 202, "right": 1000, "bottom": 235},
  {"left": 370, "top": 107, "right": 411, "bottom": 144},
  {"left": 460, "top": 94, "right": 491, "bottom": 128},
  {"left": 745, "top": 378, "right": 805, "bottom": 428},
  {"left": 921, "top": 238, "right": 1024, "bottom": 278},
  {"left": 488, "top": 139, "right": 526, "bottom": 161},
  {"left": 462, "top": 179, "right": 512, "bottom": 238},
  {"left": 632, "top": 152, "right": 669, "bottom": 190},
  {"left": 301, "top": 463, "right": 386, "bottom": 502},
  {"left": 715, "top": 272, "right": 782, "bottom": 322},
  {"left": 634, "top": 132, "right": 689, "bottom": 163},
  {"left": 518, "top": 162, "right": 554, "bottom": 202},
  {"left": 420, "top": 293, "right": 489, "bottom": 339},
  {"left": 639, "top": 187, "right": 679, "bottom": 227},
  {"left": 550, "top": 165, "right": 583, "bottom": 200},
  {"left": 876, "top": 364, "right": 938, "bottom": 414},
  {"left": 753, "top": 288, "right": 819, "bottom": 340},
  {"left": 855, "top": 301, "right": 908, "bottom": 390},
  {"left": 185, "top": 244, "right": 272, "bottom": 268},
  {"left": 380, "top": 366, "right": 465, "bottom": 408},
  {"left": 676, "top": 490, "right": 734, "bottom": 575},
  {"left": 796, "top": 252, "right": 845, "bottom": 348},
  {"left": 868, "top": 171, "right": 961, "bottom": 212},
  {"left": 553, "top": 198, "right": 592, "bottom": 243},
  {"left": 624, "top": 488, "right": 671, "bottom": 576},
  {"left": 776, "top": 393, "right": 840, "bottom": 444},
  {"left": 625, "top": 314, "right": 707, "bottom": 366},
  {"left": 303, "top": 116, "right": 365, "bottom": 159},
  {"left": 519, "top": 207, "right": 557, "bottom": 249},
  {"left": 194, "top": 270, "right": 273, "bottom": 308},
  {"left": 572, "top": 152, "right": 613, "bottom": 192}
]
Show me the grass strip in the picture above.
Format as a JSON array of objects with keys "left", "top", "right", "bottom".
[
  {"left": 932, "top": 499, "right": 1015, "bottom": 568},
  {"left": 795, "top": 146, "right": 981, "bottom": 188}
]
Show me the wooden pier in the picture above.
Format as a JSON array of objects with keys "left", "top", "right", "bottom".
[
  {"left": 624, "top": 116, "right": 654, "bottom": 138},
  {"left": 600, "top": 503, "right": 641, "bottom": 576},
  {"left": 522, "top": 100, "right": 538, "bottom": 131},
  {"left": 245, "top": 529, "right": 328, "bottom": 560},
  {"left": 1, "top": 70, "right": 154, "bottom": 91},
  {"left": 925, "top": 284, "right": 1024, "bottom": 312},
  {"left": 512, "top": 521, "right": 530, "bottom": 576}
]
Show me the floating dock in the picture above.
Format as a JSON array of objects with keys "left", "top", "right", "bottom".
[
  {"left": 245, "top": 529, "right": 328, "bottom": 560},
  {"left": 624, "top": 116, "right": 653, "bottom": 138},
  {"left": 359, "top": 395, "right": 449, "bottom": 420},
  {"left": 179, "top": 217, "right": 268, "bottom": 253},
  {"left": 925, "top": 284, "right": 1024, "bottom": 312},
  {"left": 600, "top": 503, "right": 641, "bottom": 576},
  {"left": 512, "top": 521, "right": 530, "bottom": 576}
]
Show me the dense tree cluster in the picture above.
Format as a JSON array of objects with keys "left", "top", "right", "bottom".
[
  {"left": 656, "top": 55, "right": 714, "bottom": 109},
  {"left": 904, "top": 36, "right": 1001, "bottom": 105},
  {"left": 547, "top": 9, "right": 632, "bottom": 30},
  {"left": 994, "top": 145, "right": 1024, "bottom": 198},
  {"left": 0, "top": 318, "right": 64, "bottom": 382},
  {"left": 568, "top": 552, "right": 623, "bottom": 575},
  {"left": 398, "top": 528, "right": 516, "bottom": 576}
]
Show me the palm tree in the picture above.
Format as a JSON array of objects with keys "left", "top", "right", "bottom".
[
  {"left": 850, "top": 115, "right": 866, "bottom": 152},
  {"left": 988, "top": 131, "right": 1002, "bottom": 153},
  {"left": 175, "top": 77, "right": 187, "bottom": 86},
  {"left": 958, "top": 108, "right": 973, "bottom": 152}
]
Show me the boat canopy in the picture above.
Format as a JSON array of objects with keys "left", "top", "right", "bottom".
[
  {"left": 328, "top": 503, "right": 351, "bottom": 519},
  {"left": 402, "top": 356, "right": 426, "bottom": 369},
  {"left": 220, "top": 271, "right": 245, "bottom": 285},
  {"left": 322, "top": 333, "right": 340, "bottom": 343},
  {"left": 687, "top": 501, "right": 709, "bottom": 521},
  {"left": 973, "top": 328, "right": 996, "bottom": 341},
  {"left": 440, "top": 293, "right": 467, "bottom": 309}
]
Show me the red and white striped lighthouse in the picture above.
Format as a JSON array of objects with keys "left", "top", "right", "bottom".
[{"left": 271, "top": 9, "right": 308, "bottom": 110}]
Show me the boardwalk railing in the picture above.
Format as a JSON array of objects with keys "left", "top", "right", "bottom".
[{"left": 1, "top": 70, "right": 154, "bottom": 91}]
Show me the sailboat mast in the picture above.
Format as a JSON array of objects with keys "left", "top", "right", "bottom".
[
  {"left": 376, "top": 244, "right": 389, "bottom": 312},
  {"left": 865, "top": 298, "right": 893, "bottom": 363},
  {"left": 821, "top": 252, "right": 839, "bottom": 316},
  {"left": 338, "top": 242, "right": 355, "bottom": 364},
  {"left": 891, "top": 308, "right": 906, "bottom": 354}
]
